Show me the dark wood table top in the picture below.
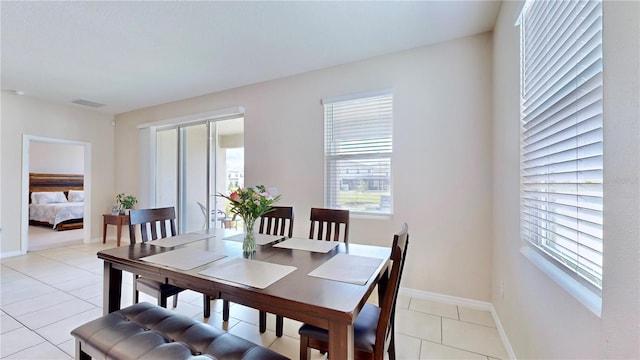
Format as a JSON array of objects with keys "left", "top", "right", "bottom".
[{"left": 98, "top": 235, "right": 391, "bottom": 329}]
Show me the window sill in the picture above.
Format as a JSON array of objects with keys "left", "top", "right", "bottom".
[
  {"left": 350, "top": 212, "right": 393, "bottom": 220},
  {"left": 520, "top": 246, "right": 602, "bottom": 317}
]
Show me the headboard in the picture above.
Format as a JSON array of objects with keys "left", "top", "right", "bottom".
[{"left": 29, "top": 173, "right": 84, "bottom": 203}]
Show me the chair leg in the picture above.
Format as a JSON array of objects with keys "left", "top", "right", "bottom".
[
  {"left": 223, "top": 299, "right": 230, "bottom": 321},
  {"left": 173, "top": 293, "right": 179, "bottom": 308},
  {"left": 203, "top": 295, "right": 211, "bottom": 318},
  {"left": 388, "top": 329, "right": 396, "bottom": 360},
  {"left": 259, "top": 311, "right": 267, "bottom": 333},
  {"left": 275, "top": 315, "right": 284, "bottom": 337}
]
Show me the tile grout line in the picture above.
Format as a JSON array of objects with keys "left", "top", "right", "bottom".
[
  {"left": 440, "top": 312, "right": 444, "bottom": 344},
  {"left": 0, "top": 321, "right": 50, "bottom": 359},
  {"left": 423, "top": 338, "right": 505, "bottom": 359},
  {"left": 1, "top": 249, "right": 104, "bottom": 359},
  {"left": 4, "top": 244, "right": 507, "bottom": 360},
  {"left": 1, "top": 261, "right": 101, "bottom": 317}
]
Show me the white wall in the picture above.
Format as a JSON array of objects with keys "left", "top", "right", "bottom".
[
  {"left": 1, "top": 94, "right": 116, "bottom": 255},
  {"left": 29, "top": 142, "right": 84, "bottom": 174},
  {"left": 115, "top": 33, "right": 494, "bottom": 301},
  {"left": 599, "top": 1, "right": 640, "bottom": 357},
  {"left": 492, "top": 1, "right": 640, "bottom": 358}
]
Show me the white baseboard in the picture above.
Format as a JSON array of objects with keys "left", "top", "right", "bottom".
[
  {"left": 0, "top": 237, "right": 102, "bottom": 259},
  {"left": 399, "top": 287, "right": 517, "bottom": 360},
  {"left": 0, "top": 250, "right": 23, "bottom": 258}
]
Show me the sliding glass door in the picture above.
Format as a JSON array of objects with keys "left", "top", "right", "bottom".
[
  {"left": 156, "top": 128, "right": 178, "bottom": 208},
  {"left": 155, "top": 117, "right": 244, "bottom": 234},
  {"left": 179, "top": 123, "right": 208, "bottom": 233}
]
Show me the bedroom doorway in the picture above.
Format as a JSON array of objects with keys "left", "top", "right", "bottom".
[{"left": 22, "top": 135, "right": 91, "bottom": 253}]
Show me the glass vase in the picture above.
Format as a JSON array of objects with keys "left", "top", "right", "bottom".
[{"left": 243, "top": 219, "right": 256, "bottom": 254}]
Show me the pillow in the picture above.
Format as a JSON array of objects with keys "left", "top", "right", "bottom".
[
  {"left": 31, "top": 191, "right": 68, "bottom": 204},
  {"left": 67, "top": 190, "right": 84, "bottom": 202}
]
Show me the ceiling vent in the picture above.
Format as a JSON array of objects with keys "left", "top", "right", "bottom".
[{"left": 72, "top": 99, "right": 106, "bottom": 108}]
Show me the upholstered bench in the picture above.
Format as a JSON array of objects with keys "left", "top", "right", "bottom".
[{"left": 71, "top": 302, "right": 289, "bottom": 360}]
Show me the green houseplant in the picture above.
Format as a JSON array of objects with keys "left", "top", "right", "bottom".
[{"left": 116, "top": 193, "right": 137, "bottom": 214}]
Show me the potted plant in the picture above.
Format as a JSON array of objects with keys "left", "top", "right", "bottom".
[
  {"left": 116, "top": 193, "right": 137, "bottom": 215},
  {"left": 217, "top": 185, "right": 280, "bottom": 253}
]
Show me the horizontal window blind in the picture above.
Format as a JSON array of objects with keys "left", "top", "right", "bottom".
[
  {"left": 324, "top": 92, "right": 392, "bottom": 214},
  {"left": 520, "top": 0, "right": 603, "bottom": 289}
]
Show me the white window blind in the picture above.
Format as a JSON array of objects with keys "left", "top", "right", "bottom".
[
  {"left": 323, "top": 91, "right": 393, "bottom": 215},
  {"left": 520, "top": 0, "right": 603, "bottom": 290}
]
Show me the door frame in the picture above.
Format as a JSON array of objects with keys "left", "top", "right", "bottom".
[
  {"left": 21, "top": 135, "right": 92, "bottom": 253},
  {"left": 138, "top": 107, "right": 244, "bottom": 233}
]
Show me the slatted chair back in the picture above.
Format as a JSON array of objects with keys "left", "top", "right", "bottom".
[
  {"left": 127, "top": 206, "right": 210, "bottom": 316},
  {"left": 298, "top": 223, "right": 409, "bottom": 359},
  {"left": 309, "top": 208, "right": 349, "bottom": 242},
  {"left": 128, "top": 207, "right": 177, "bottom": 243},
  {"left": 373, "top": 223, "right": 409, "bottom": 358},
  {"left": 259, "top": 206, "right": 294, "bottom": 238}
]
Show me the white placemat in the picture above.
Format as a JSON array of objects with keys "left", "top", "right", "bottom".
[
  {"left": 198, "top": 258, "right": 296, "bottom": 289},
  {"left": 273, "top": 237, "right": 339, "bottom": 253},
  {"left": 149, "top": 233, "right": 211, "bottom": 248},
  {"left": 194, "top": 228, "right": 242, "bottom": 238},
  {"left": 223, "top": 232, "right": 283, "bottom": 246},
  {"left": 308, "top": 254, "right": 384, "bottom": 285},
  {"left": 140, "top": 248, "right": 226, "bottom": 270}
]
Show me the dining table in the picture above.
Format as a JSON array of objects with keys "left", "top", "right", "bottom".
[{"left": 97, "top": 227, "right": 391, "bottom": 360}]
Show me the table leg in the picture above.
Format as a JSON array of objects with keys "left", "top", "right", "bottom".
[
  {"left": 102, "top": 219, "right": 107, "bottom": 244},
  {"left": 103, "top": 261, "right": 122, "bottom": 315},
  {"left": 116, "top": 221, "right": 122, "bottom": 247},
  {"left": 329, "top": 321, "right": 354, "bottom": 360}
]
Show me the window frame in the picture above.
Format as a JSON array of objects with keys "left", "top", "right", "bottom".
[
  {"left": 518, "top": 0, "right": 603, "bottom": 315},
  {"left": 322, "top": 89, "right": 394, "bottom": 217}
]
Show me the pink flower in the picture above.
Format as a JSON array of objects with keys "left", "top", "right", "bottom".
[{"left": 230, "top": 191, "right": 240, "bottom": 202}]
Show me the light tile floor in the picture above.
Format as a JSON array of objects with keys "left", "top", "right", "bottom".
[{"left": 0, "top": 241, "right": 508, "bottom": 359}]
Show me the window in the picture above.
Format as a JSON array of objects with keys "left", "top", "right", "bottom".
[
  {"left": 520, "top": 0, "right": 603, "bottom": 291},
  {"left": 323, "top": 90, "right": 393, "bottom": 215}
]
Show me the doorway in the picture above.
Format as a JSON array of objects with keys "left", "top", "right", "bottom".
[
  {"left": 21, "top": 135, "right": 91, "bottom": 253},
  {"left": 154, "top": 117, "right": 244, "bottom": 233}
]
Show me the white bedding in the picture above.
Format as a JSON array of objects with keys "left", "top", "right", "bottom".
[{"left": 29, "top": 202, "right": 84, "bottom": 229}]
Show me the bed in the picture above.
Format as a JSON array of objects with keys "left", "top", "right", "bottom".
[{"left": 29, "top": 173, "right": 84, "bottom": 231}]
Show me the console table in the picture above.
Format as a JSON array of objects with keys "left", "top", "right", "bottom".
[{"left": 102, "top": 214, "right": 129, "bottom": 247}]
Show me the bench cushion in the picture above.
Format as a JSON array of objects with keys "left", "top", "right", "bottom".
[{"left": 71, "top": 302, "right": 288, "bottom": 360}]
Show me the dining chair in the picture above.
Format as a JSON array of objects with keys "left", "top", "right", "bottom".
[
  {"left": 222, "top": 206, "right": 294, "bottom": 337},
  {"left": 298, "top": 223, "right": 409, "bottom": 360},
  {"left": 221, "top": 212, "right": 239, "bottom": 229},
  {"left": 258, "top": 206, "right": 295, "bottom": 238},
  {"left": 309, "top": 207, "right": 350, "bottom": 242},
  {"left": 128, "top": 207, "right": 211, "bottom": 317},
  {"left": 265, "top": 207, "right": 350, "bottom": 338},
  {"left": 197, "top": 201, "right": 230, "bottom": 229}
]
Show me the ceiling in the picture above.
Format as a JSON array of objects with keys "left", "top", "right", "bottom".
[{"left": 1, "top": 1, "right": 500, "bottom": 115}]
